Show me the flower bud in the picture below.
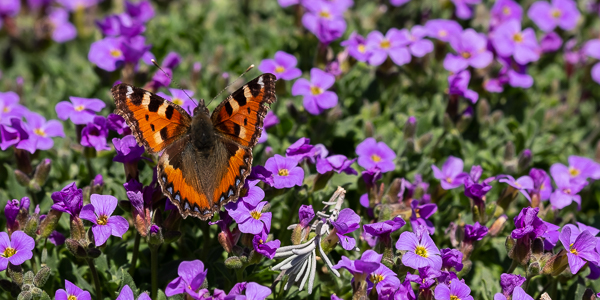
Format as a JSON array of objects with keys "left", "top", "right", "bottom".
[
  {"left": 364, "top": 121, "right": 374, "bottom": 137},
  {"left": 218, "top": 231, "right": 235, "bottom": 253},
  {"left": 7, "top": 263, "right": 23, "bottom": 286},
  {"left": 517, "top": 149, "right": 532, "bottom": 172},
  {"left": 14, "top": 170, "right": 31, "bottom": 187},
  {"left": 30, "top": 287, "right": 43, "bottom": 296},
  {"left": 86, "top": 248, "right": 102, "bottom": 259},
  {"left": 313, "top": 171, "right": 334, "bottom": 192},
  {"left": 416, "top": 133, "right": 433, "bottom": 151},
  {"left": 33, "top": 267, "right": 50, "bottom": 287},
  {"left": 70, "top": 217, "right": 85, "bottom": 241},
  {"left": 240, "top": 233, "right": 254, "bottom": 248},
  {"left": 403, "top": 116, "right": 417, "bottom": 139},
  {"left": 477, "top": 99, "right": 490, "bottom": 119},
  {"left": 33, "top": 159, "right": 52, "bottom": 189},
  {"left": 225, "top": 256, "right": 243, "bottom": 269},
  {"left": 39, "top": 209, "right": 62, "bottom": 239},
  {"left": 66, "top": 239, "right": 87, "bottom": 258},
  {"left": 405, "top": 138, "right": 415, "bottom": 153},
  {"left": 542, "top": 250, "right": 569, "bottom": 276},
  {"left": 456, "top": 112, "right": 472, "bottom": 133},
  {"left": 490, "top": 110, "right": 503, "bottom": 124},
  {"left": 17, "top": 291, "right": 32, "bottom": 300},
  {"left": 23, "top": 215, "right": 39, "bottom": 238},
  {"left": 23, "top": 271, "right": 34, "bottom": 285},
  {"left": 148, "top": 225, "right": 163, "bottom": 246},
  {"left": 505, "top": 236, "right": 516, "bottom": 256},
  {"left": 488, "top": 215, "right": 508, "bottom": 237}
]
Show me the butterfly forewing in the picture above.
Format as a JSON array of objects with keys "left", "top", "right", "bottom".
[{"left": 112, "top": 83, "right": 192, "bottom": 153}]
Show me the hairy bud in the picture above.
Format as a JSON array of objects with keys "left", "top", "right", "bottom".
[{"left": 225, "top": 256, "right": 243, "bottom": 269}]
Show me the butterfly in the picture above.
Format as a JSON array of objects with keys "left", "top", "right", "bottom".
[{"left": 111, "top": 73, "right": 276, "bottom": 220}]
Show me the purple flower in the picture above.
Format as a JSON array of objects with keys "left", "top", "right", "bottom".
[
  {"left": 406, "top": 267, "right": 441, "bottom": 289},
  {"left": 434, "top": 280, "right": 474, "bottom": 300},
  {"left": 298, "top": 205, "right": 315, "bottom": 227},
  {"left": 225, "top": 282, "right": 271, "bottom": 300},
  {"left": 490, "top": 0, "right": 523, "bottom": 28},
  {"left": 258, "top": 51, "right": 302, "bottom": 81},
  {"left": 278, "top": 0, "right": 299, "bottom": 7},
  {"left": 81, "top": 116, "right": 111, "bottom": 152},
  {"left": 292, "top": 68, "right": 338, "bottom": 115},
  {"left": 560, "top": 227, "right": 600, "bottom": 274},
  {"left": 331, "top": 208, "right": 360, "bottom": 250},
  {"left": 156, "top": 89, "right": 197, "bottom": 116},
  {"left": 51, "top": 182, "right": 83, "bottom": 216},
  {"left": 583, "top": 39, "right": 600, "bottom": 84},
  {"left": 448, "top": 70, "right": 478, "bottom": 103},
  {"left": 549, "top": 163, "right": 587, "bottom": 209},
  {"left": 301, "top": 0, "right": 347, "bottom": 44},
  {"left": 0, "top": 0, "right": 20, "bottom": 17},
  {"left": 365, "top": 28, "right": 411, "bottom": 66},
  {"left": 16, "top": 112, "right": 64, "bottom": 153},
  {"left": 333, "top": 250, "right": 383, "bottom": 278},
  {"left": 263, "top": 154, "right": 304, "bottom": 188},
  {"left": 125, "top": 0, "right": 155, "bottom": 23},
  {"left": 464, "top": 222, "right": 488, "bottom": 242},
  {"left": 48, "top": 8, "right": 77, "bottom": 43},
  {"left": 165, "top": 260, "right": 209, "bottom": 299},
  {"left": 492, "top": 20, "right": 540, "bottom": 65},
  {"left": 564, "top": 155, "right": 600, "bottom": 180},
  {"left": 252, "top": 231, "right": 281, "bottom": 259},
  {"left": 464, "top": 166, "right": 494, "bottom": 205},
  {"left": 4, "top": 199, "right": 20, "bottom": 231},
  {"left": 55, "top": 280, "right": 91, "bottom": 300},
  {"left": 410, "top": 201, "right": 437, "bottom": 235},
  {"left": 113, "top": 135, "right": 146, "bottom": 164},
  {"left": 425, "top": 19, "right": 462, "bottom": 42},
  {"left": 440, "top": 248, "right": 463, "bottom": 271},
  {"left": 341, "top": 32, "right": 370, "bottom": 62},
  {"left": 431, "top": 156, "right": 468, "bottom": 189},
  {"left": 0, "top": 91, "right": 27, "bottom": 124},
  {"left": 511, "top": 207, "right": 546, "bottom": 240},
  {"left": 0, "top": 119, "right": 29, "bottom": 151},
  {"left": 237, "top": 179, "right": 266, "bottom": 208},
  {"left": 56, "top": 0, "right": 102, "bottom": 11},
  {"left": 528, "top": 0, "right": 580, "bottom": 32},
  {"left": 226, "top": 201, "right": 271, "bottom": 234},
  {"left": 88, "top": 37, "right": 124, "bottom": 72},
  {"left": 364, "top": 216, "right": 406, "bottom": 245},
  {"left": 285, "top": 137, "right": 315, "bottom": 162},
  {"left": 540, "top": 32, "right": 563, "bottom": 52},
  {"left": 356, "top": 138, "right": 396, "bottom": 173},
  {"left": 369, "top": 264, "right": 401, "bottom": 295},
  {"left": 396, "top": 231, "right": 442, "bottom": 270},
  {"left": 49, "top": 231, "right": 66, "bottom": 246},
  {"left": 316, "top": 155, "right": 357, "bottom": 175},
  {"left": 0, "top": 231, "right": 34, "bottom": 270},
  {"left": 55, "top": 97, "right": 105, "bottom": 125},
  {"left": 80, "top": 194, "right": 129, "bottom": 246},
  {"left": 107, "top": 113, "right": 131, "bottom": 135},
  {"left": 122, "top": 35, "right": 154, "bottom": 66},
  {"left": 499, "top": 273, "right": 526, "bottom": 297},
  {"left": 499, "top": 175, "right": 534, "bottom": 202},
  {"left": 541, "top": 220, "right": 561, "bottom": 250},
  {"left": 404, "top": 25, "right": 434, "bottom": 58},
  {"left": 443, "top": 29, "right": 493, "bottom": 72},
  {"left": 116, "top": 285, "right": 151, "bottom": 300},
  {"left": 528, "top": 168, "right": 552, "bottom": 201},
  {"left": 451, "top": 0, "right": 481, "bottom": 19},
  {"left": 494, "top": 287, "right": 533, "bottom": 300}
]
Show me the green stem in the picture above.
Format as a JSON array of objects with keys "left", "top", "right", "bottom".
[
  {"left": 86, "top": 259, "right": 102, "bottom": 300},
  {"left": 235, "top": 268, "right": 244, "bottom": 282},
  {"left": 507, "top": 259, "right": 518, "bottom": 273},
  {"left": 129, "top": 232, "right": 141, "bottom": 276},
  {"left": 151, "top": 245, "right": 159, "bottom": 300}
]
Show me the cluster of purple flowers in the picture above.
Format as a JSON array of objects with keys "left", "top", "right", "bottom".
[
  {"left": 0, "top": 91, "right": 65, "bottom": 153},
  {"left": 279, "top": 0, "right": 352, "bottom": 44}
]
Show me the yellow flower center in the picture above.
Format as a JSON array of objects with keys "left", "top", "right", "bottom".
[
  {"left": 68, "top": 295, "right": 78, "bottom": 300},
  {"left": 358, "top": 44, "right": 366, "bottom": 53},
  {"left": 3, "top": 107, "right": 10, "bottom": 113},
  {"left": 450, "top": 296, "right": 460, "bottom": 300},
  {"left": 563, "top": 188, "right": 571, "bottom": 194},
  {"left": 74, "top": 105, "right": 85, "bottom": 111},
  {"left": 250, "top": 211, "right": 262, "bottom": 220},
  {"left": 371, "top": 154, "right": 382, "bottom": 162},
  {"left": 259, "top": 239, "right": 264, "bottom": 244},
  {"left": 570, "top": 243, "right": 578, "bottom": 255},
  {"left": 110, "top": 49, "right": 122, "bottom": 58},
  {"left": 415, "top": 245, "right": 428, "bottom": 258},
  {"left": 461, "top": 51, "right": 471, "bottom": 59},
  {"left": 446, "top": 177, "right": 453, "bottom": 183},
  {"left": 34, "top": 128, "right": 46, "bottom": 137},
  {"left": 414, "top": 208, "right": 421, "bottom": 218},
  {"left": 97, "top": 215, "right": 108, "bottom": 225},
  {"left": 515, "top": 182, "right": 522, "bottom": 188},
  {"left": 569, "top": 167, "right": 580, "bottom": 177},
  {"left": 551, "top": 8, "right": 561, "bottom": 18},
  {"left": 503, "top": 6, "right": 511, "bottom": 15},
  {"left": 310, "top": 86, "right": 323, "bottom": 95},
  {"left": 439, "top": 30, "right": 447, "bottom": 37},
  {"left": 278, "top": 169, "right": 289, "bottom": 176},
  {"left": 513, "top": 32, "right": 524, "bottom": 43},
  {"left": 2, "top": 247, "right": 16, "bottom": 258},
  {"left": 369, "top": 274, "right": 385, "bottom": 284},
  {"left": 380, "top": 39, "right": 391, "bottom": 49},
  {"left": 172, "top": 98, "right": 183, "bottom": 106},
  {"left": 275, "top": 66, "right": 285, "bottom": 74},
  {"left": 319, "top": 11, "right": 331, "bottom": 18}
]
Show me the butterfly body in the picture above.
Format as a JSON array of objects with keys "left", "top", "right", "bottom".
[{"left": 111, "top": 73, "right": 276, "bottom": 220}]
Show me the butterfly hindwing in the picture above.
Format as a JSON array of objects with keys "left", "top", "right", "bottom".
[
  {"left": 211, "top": 73, "right": 277, "bottom": 148},
  {"left": 112, "top": 83, "right": 192, "bottom": 153}
]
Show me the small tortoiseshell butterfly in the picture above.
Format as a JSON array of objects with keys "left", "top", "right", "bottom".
[{"left": 111, "top": 74, "right": 276, "bottom": 220}]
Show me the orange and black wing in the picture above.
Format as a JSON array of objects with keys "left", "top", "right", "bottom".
[
  {"left": 112, "top": 83, "right": 192, "bottom": 153},
  {"left": 209, "top": 73, "right": 277, "bottom": 211}
]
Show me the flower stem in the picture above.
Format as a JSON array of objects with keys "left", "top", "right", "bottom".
[
  {"left": 129, "top": 232, "right": 141, "bottom": 276},
  {"left": 507, "top": 259, "right": 518, "bottom": 273},
  {"left": 86, "top": 259, "right": 102, "bottom": 300},
  {"left": 150, "top": 245, "right": 159, "bottom": 300},
  {"left": 235, "top": 268, "right": 244, "bottom": 282}
]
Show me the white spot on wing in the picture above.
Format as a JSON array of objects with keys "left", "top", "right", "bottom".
[
  {"left": 142, "top": 92, "right": 151, "bottom": 106},
  {"left": 126, "top": 86, "right": 134, "bottom": 96},
  {"left": 257, "top": 76, "right": 264, "bottom": 86}
]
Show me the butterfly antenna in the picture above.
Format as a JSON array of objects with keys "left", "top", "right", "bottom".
[
  {"left": 206, "top": 64, "right": 254, "bottom": 107},
  {"left": 151, "top": 59, "right": 198, "bottom": 107}
]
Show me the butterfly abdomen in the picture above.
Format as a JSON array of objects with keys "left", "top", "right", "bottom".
[{"left": 190, "top": 113, "right": 216, "bottom": 153}]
